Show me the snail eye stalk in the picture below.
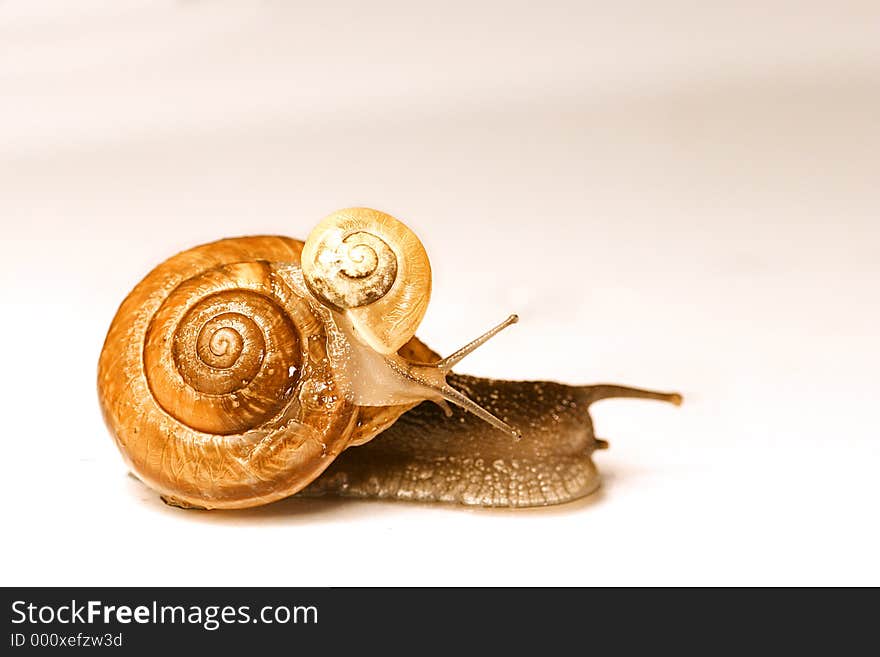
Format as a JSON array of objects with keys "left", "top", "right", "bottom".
[
  {"left": 395, "top": 314, "right": 523, "bottom": 440},
  {"left": 437, "top": 314, "right": 519, "bottom": 371}
]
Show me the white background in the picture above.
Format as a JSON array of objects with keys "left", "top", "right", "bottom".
[{"left": 1, "top": 1, "right": 878, "bottom": 586}]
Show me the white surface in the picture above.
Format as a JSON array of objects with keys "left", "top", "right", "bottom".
[{"left": 1, "top": 1, "right": 878, "bottom": 586}]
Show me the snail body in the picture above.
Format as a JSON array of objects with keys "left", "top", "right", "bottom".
[
  {"left": 304, "top": 375, "right": 680, "bottom": 507},
  {"left": 98, "top": 208, "right": 680, "bottom": 510}
]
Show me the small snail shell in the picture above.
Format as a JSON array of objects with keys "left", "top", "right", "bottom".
[{"left": 301, "top": 208, "right": 431, "bottom": 355}]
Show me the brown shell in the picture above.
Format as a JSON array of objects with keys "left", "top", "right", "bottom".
[{"left": 97, "top": 236, "right": 426, "bottom": 510}]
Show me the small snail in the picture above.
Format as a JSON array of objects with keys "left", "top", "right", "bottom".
[{"left": 98, "top": 208, "right": 680, "bottom": 510}]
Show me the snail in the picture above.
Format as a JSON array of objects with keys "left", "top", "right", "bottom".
[{"left": 98, "top": 207, "right": 681, "bottom": 510}]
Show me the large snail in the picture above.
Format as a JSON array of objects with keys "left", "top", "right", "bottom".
[{"left": 98, "top": 208, "right": 681, "bottom": 510}]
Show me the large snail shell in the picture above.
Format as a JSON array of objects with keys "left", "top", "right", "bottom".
[
  {"left": 97, "top": 236, "right": 422, "bottom": 509},
  {"left": 301, "top": 208, "right": 431, "bottom": 355}
]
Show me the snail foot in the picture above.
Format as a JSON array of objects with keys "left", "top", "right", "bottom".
[{"left": 160, "top": 495, "right": 208, "bottom": 510}]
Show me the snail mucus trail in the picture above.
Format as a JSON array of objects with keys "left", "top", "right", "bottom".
[{"left": 97, "top": 208, "right": 681, "bottom": 510}]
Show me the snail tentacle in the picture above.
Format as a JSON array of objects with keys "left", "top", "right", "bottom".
[
  {"left": 381, "top": 314, "right": 525, "bottom": 440},
  {"left": 436, "top": 314, "right": 519, "bottom": 371}
]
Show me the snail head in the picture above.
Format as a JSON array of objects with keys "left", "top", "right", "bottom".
[{"left": 300, "top": 208, "right": 522, "bottom": 440}]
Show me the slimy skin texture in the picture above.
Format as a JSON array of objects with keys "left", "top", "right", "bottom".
[{"left": 304, "top": 374, "right": 681, "bottom": 507}]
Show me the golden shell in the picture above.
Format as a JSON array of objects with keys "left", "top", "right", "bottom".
[
  {"left": 301, "top": 208, "right": 431, "bottom": 355},
  {"left": 97, "top": 236, "right": 424, "bottom": 509}
]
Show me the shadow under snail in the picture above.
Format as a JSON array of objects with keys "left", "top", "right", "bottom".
[{"left": 97, "top": 208, "right": 681, "bottom": 510}]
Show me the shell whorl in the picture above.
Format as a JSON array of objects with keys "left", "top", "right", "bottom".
[
  {"left": 144, "top": 263, "right": 303, "bottom": 435},
  {"left": 304, "top": 230, "right": 398, "bottom": 309},
  {"left": 301, "top": 208, "right": 431, "bottom": 355},
  {"left": 97, "top": 236, "right": 360, "bottom": 509}
]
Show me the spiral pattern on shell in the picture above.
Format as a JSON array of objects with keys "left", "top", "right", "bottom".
[
  {"left": 145, "top": 264, "right": 303, "bottom": 435},
  {"left": 301, "top": 208, "right": 432, "bottom": 355},
  {"left": 304, "top": 230, "right": 398, "bottom": 310},
  {"left": 97, "top": 236, "right": 361, "bottom": 509}
]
